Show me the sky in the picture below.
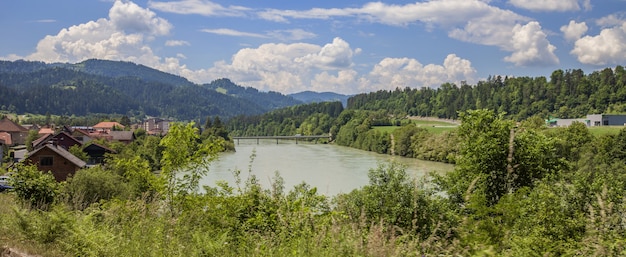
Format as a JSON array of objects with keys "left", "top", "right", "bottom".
[{"left": 1, "top": 0, "right": 625, "bottom": 95}]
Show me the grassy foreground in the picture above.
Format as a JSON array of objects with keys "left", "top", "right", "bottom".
[{"left": 0, "top": 163, "right": 466, "bottom": 257}]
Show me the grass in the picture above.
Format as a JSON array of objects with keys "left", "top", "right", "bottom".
[
  {"left": 589, "top": 126, "right": 624, "bottom": 136},
  {"left": 373, "top": 118, "right": 458, "bottom": 134}
]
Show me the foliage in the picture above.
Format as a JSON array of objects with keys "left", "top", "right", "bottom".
[
  {"left": 11, "top": 163, "right": 59, "bottom": 209},
  {"left": 442, "top": 109, "right": 564, "bottom": 206},
  {"left": 159, "top": 122, "right": 224, "bottom": 213},
  {"left": 347, "top": 66, "right": 626, "bottom": 121},
  {"left": 62, "top": 166, "right": 131, "bottom": 210},
  {"left": 68, "top": 144, "right": 89, "bottom": 162},
  {"left": 24, "top": 129, "right": 40, "bottom": 152},
  {"left": 334, "top": 162, "right": 442, "bottom": 237}
]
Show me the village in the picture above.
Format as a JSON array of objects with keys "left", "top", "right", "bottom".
[{"left": 0, "top": 117, "right": 172, "bottom": 182}]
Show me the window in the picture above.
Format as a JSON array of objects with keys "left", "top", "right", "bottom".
[{"left": 40, "top": 156, "right": 53, "bottom": 166}]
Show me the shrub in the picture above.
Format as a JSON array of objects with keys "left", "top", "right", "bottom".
[
  {"left": 11, "top": 163, "right": 59, "bottom": 210},
  {"left": 62, "top": 166, "right": 131, "bottom": 210}
]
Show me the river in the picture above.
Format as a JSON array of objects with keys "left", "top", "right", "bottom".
[{"left": 200, "top": 140, "right": 453, "bottom": 196}]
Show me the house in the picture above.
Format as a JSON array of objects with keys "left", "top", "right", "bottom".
[
  {"left": 109, "top": 131, "right": 135, "bottom": 144},
  {"left": 26, "top": 143, "right": 86, "bottom": 182},
  {"left": 93, "top": 121, "right": 125, "bottom": 133},
  {"left": 32, "top": 131, "right": 83, "bottom": 150},
  {"left": 0, "top": 117, "right": 29, "bottom": 145},
  {"left": 0, "top": 132, "right": 12, "bottom": 146},
  {"left": 31, "top": 133, "right": 54, "bottom": 149},
  {"left": 70, "top": 128, "right": 94, "bottom": 144},
  {"left": 547, "top": 114, "right": 626, "bottom": 127},
  {"left": 142, "top": 118, "right": 171, "bottom": 135},
  {"left": 83, "top": 143, "right": 116, "bottom": 165},
  {"left": 38, "top": 126, "right": 55, "bottom": 136}
]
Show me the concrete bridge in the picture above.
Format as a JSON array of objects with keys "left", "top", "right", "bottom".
[{"left": 232, "top": 135, "right": 331, "bottom": 144}]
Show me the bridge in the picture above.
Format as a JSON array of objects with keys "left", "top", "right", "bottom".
[{"left": 232, "top": 135, "right": 331, "bottom": 144}]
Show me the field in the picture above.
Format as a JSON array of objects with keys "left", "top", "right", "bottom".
[
  {"left": 373, "top": 118, "right": 458, "bottom": 134},
  {"left": 588, "top": 125, "right": 624, "bottom": 136}
]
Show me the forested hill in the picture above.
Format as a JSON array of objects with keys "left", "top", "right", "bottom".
[
  {"left": 348, "top": 66, "right": 626, "bottom": 120},
  {"left": 0, "top": 59, "right": 303, "bottom": 120},
  {"left": 288, "top": 91, "right": 350, "bottom": 106}
]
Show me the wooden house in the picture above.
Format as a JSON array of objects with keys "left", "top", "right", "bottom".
[
  {"left": 26, "top": 143, "right": 87, "bottom": 182},
  {"left": 0, "top": 117, "right": 28, "bottom": 145}
]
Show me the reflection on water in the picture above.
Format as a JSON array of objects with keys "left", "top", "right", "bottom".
[{"left": 201, "top": 140, "right": 453, "bottom": 196}]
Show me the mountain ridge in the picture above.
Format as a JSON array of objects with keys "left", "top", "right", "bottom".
[{"left": 0, "top": 59, "right": 306, "bottom": 120}]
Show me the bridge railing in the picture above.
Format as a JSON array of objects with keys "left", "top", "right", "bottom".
[{"left": 231, "top": 135, "right": 331, "bottom": 144}]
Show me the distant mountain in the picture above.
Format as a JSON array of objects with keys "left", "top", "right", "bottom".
[
  {"left": 289, "top": 91, "right": 350, "bottom": 107},
  {"left": 66, "top": 59, "right": 195, "bottom": 87},
  {"left": 0, "top": 59, "right": 302, "bottom": 120},
  {"left": 204, "top": 78, "right": 302, "bottom": 110}
]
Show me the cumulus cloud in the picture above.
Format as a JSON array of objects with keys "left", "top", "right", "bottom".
[
  {"left": 571, "top": 22, "right": 626, "bottom": 65},
  {"left": 561, "top": 20, "right": 588, "bottom": 42},
  {"left": 508, "top": 0, "right": 582, "bottom": 12},
  {"left": 365, "top": 54, "right": 477, "bottom": 91},
  {"left": 110, "top": 0, "right": 172, "bottom": 36},
  {"left": 503, "top": 21, "right": 558, "bottom": 66},
  {"left": 295, "top": 38, "right": 358, "bottom": 69},
  {"left": 185, "top": 38, "right": 477, "bottom": 94},
  {"left": 22, "top": 0, "right": 171, "bottom": 66},
  {"left": 148, "top": 0, "right": 248, "bottom": 17}
]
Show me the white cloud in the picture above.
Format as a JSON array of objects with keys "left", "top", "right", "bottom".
[
  {"left": 560, "top": 20, "right": 588, "bottom": 42},
  {"left": 366, "top": 54, "right": 477, "bottom": 91},
  {"left": 266, "top": 29, "right": 317, "bottom": 41},
  {"left": 258, "top": 0, "right": 557, "bottom": 67},
  {"left": 596, "top": 14, "right": 626, "bottom": 27},
  {"left": 165, "top": 40, "right": 190, "bottom": 46},
  {"left": 200, "top": 28, "right": 267, "bottom": 38},
  {"left": 148, "top": 0, "right": 248, "bottom": 17},
  {"left": 504, "top": 22, "right": 558, "bottom": 66},
  {"left": 571, "top": 22, "right": 626, "bottom": 65},
  {"left": 17, "top": 0, "right": 176, "bottom": 72},
  {"left": 110, "top": 1, "right": 172, "bottom": 36},
  {"left": 508, "top": 0, "right": 581, "bottom": 12},
  {"left": 183, "top": 39, "right": 476, "bottom": 94},
  {"left": 295, "top": 37, "right": 357, "bottom": 69},
  {"left": 33, "top": 19, "right": 57, "bottom": 23}
]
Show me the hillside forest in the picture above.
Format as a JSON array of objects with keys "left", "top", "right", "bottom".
[{"left": 2, "top": 64, "right": 626, "bottom": 255}]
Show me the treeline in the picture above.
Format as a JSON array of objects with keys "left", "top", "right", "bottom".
[
  {"left": 330, "top": 110, "right": 458, "bottom": 163},
  {"left": 4, "top": 111, "right": 626, "bottom": 255},
  {"left": 348, "top": 66, "right": 626, "bottom": 120},
  {"left": 226, "top": 101, "right": 344, "bottom": 137}
]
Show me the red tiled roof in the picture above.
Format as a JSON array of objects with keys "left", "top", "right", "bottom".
[
  {"left": 39, "top": 128, "right": 54, "bottom": 135},
  {"left": 93, "top": 122, "right": 125, "bottom": 129},
  {"left": 0, "top": 117, "right": 27, "bottom": 132}
]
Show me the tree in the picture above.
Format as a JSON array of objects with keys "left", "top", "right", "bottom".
[
  {"left": 159, "top": 122, "right": 224, "bottom": 214},
  {"left": 442, "top": 109, "right": 564, "bottom": 206}
]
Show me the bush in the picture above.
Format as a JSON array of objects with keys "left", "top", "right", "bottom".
[
  {"left": 62, "top": 166, "right": 131, "bottom": 210},
  {"left": 11, "top": 163, "right": 59, "bottom": 210}
]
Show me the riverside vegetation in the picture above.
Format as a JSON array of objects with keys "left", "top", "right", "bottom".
[{"left": 2, "top": 109, "right": 626, "bottom": 256}]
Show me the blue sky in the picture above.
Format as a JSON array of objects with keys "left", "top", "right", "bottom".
[{"left": 1, "top": 0, "right": 625, "bottom": 94}]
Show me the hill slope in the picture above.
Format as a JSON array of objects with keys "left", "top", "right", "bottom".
[
  {"left": 0, "top": 60, "right": 302, "bottom": 120},
  {"left": 289, "top": 91, "right": 350, "bottom": 106}
]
